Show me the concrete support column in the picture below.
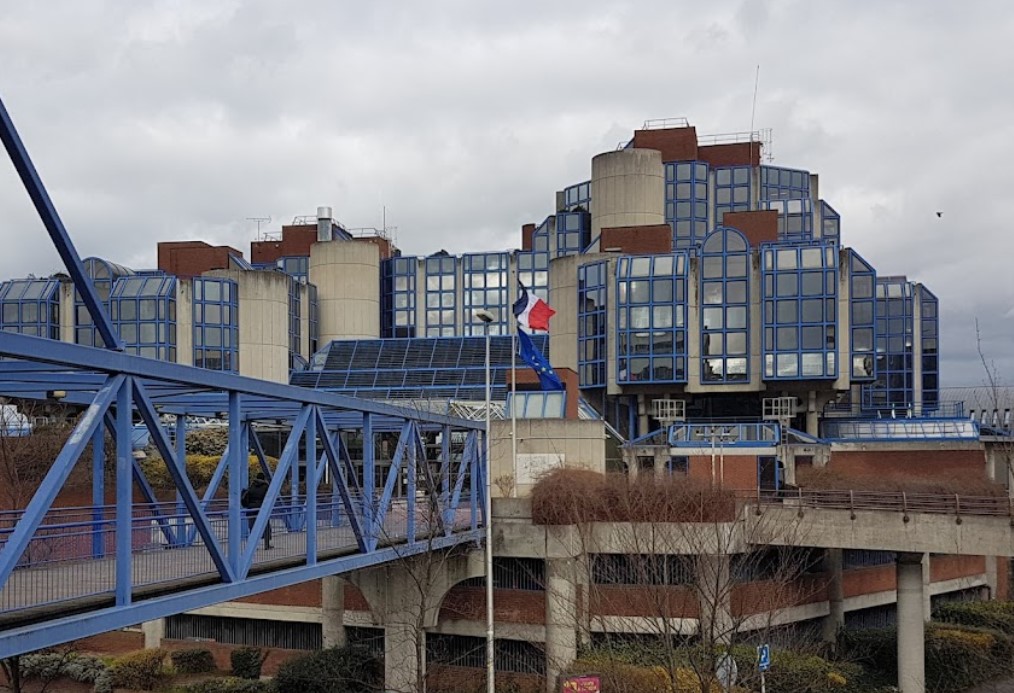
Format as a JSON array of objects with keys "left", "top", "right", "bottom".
[
  {"left": 637, "top": 394, "right": 649, "bottom": 440},
  {"left": 385, "top": 620, "right": 424, "bottom": 693},
  {"left": 822, "top": 549, "right": 844, "bottom": 643},
  {"left": 986, "top": 556, "right": 1000, "bottom": 599},
  {"left": 322, "top": 575, "right": 347, "bottom": 648},
  {"left": 806, "top": 391, "right": 819, "bottom": 437},
  {"left": 897, "top": 552, "right": 926, "bottom": 693},
  {"left": 142, "top": 619, "right": 165, "bottom": 649},
  {"left": 546, "top": 558, "right": 579, "bottom": 693},
  {"left": 696, "top": 554, "right": 733, "bottom": 645}
]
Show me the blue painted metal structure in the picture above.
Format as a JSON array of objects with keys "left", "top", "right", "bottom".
[{"left": 0, "top": 95, "right": 486, "bottom": 658}]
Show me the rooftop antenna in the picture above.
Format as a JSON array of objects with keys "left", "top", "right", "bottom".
[
  {"left": 247, "top": 216, "right": 271, "bottom": 239},
  {"left": 749, "top": 64, "right": 761, "bottom": 159}
]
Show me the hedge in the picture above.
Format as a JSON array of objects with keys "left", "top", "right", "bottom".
[
  {"left": 170, "top": 647, "right": 216, "bottom": 674},
  {"left": 110, "top": 649, "right": 169, "bottom": 691},
  {"left": 841, "top": 623, "right": 1014, "bottom": 693},
  {"left": 568, "top": 646, "right": 865, "bottom": 693},
  {"left": 274, "top": 645, "right": 382, "bottom": 693},
  {"left": 180, "top": 677, "right": 275, "bottom": 693},
  {"left": 230, "top": 647, "right": 268, "bottom": 680},
  {"left": 139, "top": 455, "right": 277, "bottom": 491},
  {"left": 933, "top": 600, "right": 1014, "bottom": 635},
  {"left": 19, "top": 652, "right": 113, "bottom": 693}
]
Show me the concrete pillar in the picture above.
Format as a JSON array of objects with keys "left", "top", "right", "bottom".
[
  {"left": 322, "top": 575, "right": 347, "bottom": 648},
  {"left": 822, "top": 549, "right": 845, "bottom": 642},
  {"left": 546, "top": 558, "right": 578, "bottom": 693},
  {"left": 986, "top": 556, "right": 1000, "bottom": 599},
  {"left": 806, "top": 391, "right": 819, "bottom": 437},
  {"left": 385, "top": 620, "right": 423, "bottom": 693},
  {"left": 896, "top": 552, "right": 926, "bottom": 693},
  {"left": 142, "top": 619, "right": 165, "bottom": 649},
  {"left": 637, "top": 394, "right": 649, "bottom": 439},
  {"left": 696, "top": 554, "right": 733, "bottom": 646}
]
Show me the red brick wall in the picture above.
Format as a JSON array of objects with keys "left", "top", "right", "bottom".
[
  {"left": 521, "top": 223, "right": 536, "bottom": 251},
  {"left": 157, "top": 241, "right": 240, "bottom": 278},
  {"left": 721, "top": 210, "right": 778, "bottom": 245},
  {"left": 589, "top": 585, "right": 699, "bottom": 618},
  {"left": 429, "top": 666, "right": 543, "bottom": 693},
  {"left": 999, "top": 559, "right": 1010, "bottom": 600},
  {"left": 930, "top": 555, "right": 986, "bottom": 582},
  {"left": 688, "top": 455, "right": 757, "bottom": 491},
  {"left": 600, "top": 225, "right": 673, "bottom": 254},
  {"left": 236, "top": 579, "right": 322, "bottom": 608},
  {"left": 830, "top": 449, "right": 986, "bottom": 480},
  {"left": 631, "top": 127, "right": 699, "bottom": 162},
  {"left": 731, "top": 576, "right": 828, "bottom": 617},
  {"left": 843, "top": 565, "right": 896, "bottom": 597},
  {"left": 250, "top": 240, "right": 284, "bottom": 264},
  {"left": 698, "top": 143, "right": 761, "bottom": 167},
  {"left": 439, "top": 586, "right": 545, "bottom": 624},
  {"left": 279, "top": 225, "right": 317, "bottom": 258},
  {"left": 344, "top": 583, "right": 372, "bottom": 612}
]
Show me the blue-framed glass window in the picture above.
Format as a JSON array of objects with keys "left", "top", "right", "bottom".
[
  {"left": 700, "top": 229, "right": 750, "bottom": 383},
  {"left": 665, "top": 161, "right": 709, "bottom": 250},
  {"left": 760, "top": 166, "right": 810, "bottom": 201},
  {"left": 289, "top": 276, "right": 301, "bottom": 364},
  {"left": 308, "top": 283, "right": 320, "bottom": 356},
  {"left": 110, "top": 274, "right": 177, "bottom": 361},
  {"left": 577, "top": 261, "right": 608, "bottom": 387},
  {"left": 764, "top": 198, "right": 814, "bottom": 241},
  {"left": 425, "top": 255, "right": 458, "bottom": 337},
  {"left": 919, "top": 286, "right": 939, "bottom": 411},
  {"left": 562, "top": 180, "right": 591, "bottom": 211},
  {"left": 820, "top": 201, "right": 841, "bottom": 242},
  {"left": 0, "top": 279, "right": 60, "bottom": 339},
  {"left": 762, "top": 243, "right": 838, "bottom": 380},
  {"left": 382, "top": 256, "right": 418, "bottom": 338},
  {"left": 848, "top": 251, "right": 877, "bottom": 381},
  {"left": 506, "top": 391, "right": 567, "bottom": 419},
  {"left": 517, "top": 220, "right": 550, "bottom": 301},
  {"left": 275, "top": 256, "right": 309, "bottom": 283},
  {"left": 193, "top": 277, "right": 238, "bottom": 372},
  {"left": 617, "top": 253, "right": 688, "bottom": 384},
  {"left": 463, "top": 252, "right": 508, "bottom": 336},
  {"left": 714, "top": 166, "right": 752, "bottom": 224},
  {"left": 556, "top": 211, "right": 591, "bottom": 257},
  {"left": 76, "top": 257, "right": 132, "bottom": 347},
  {"left": 864, "top": 277, "right": 913, "bottom": 410}
]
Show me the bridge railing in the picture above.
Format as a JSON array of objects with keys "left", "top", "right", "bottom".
[
  {"left": 750, "top": 488, "right": 1014, "bottom": 518},
  {"left": 0, "top": 491, "right": 475, "bottom": 619}
]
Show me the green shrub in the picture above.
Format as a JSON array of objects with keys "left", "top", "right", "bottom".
[
  {"left": 182, "top": 677, "right": 275, "bottom": 693},
  {"left": 171, "top": 647, "right": 216, "bottom": 674},
  {"left": 231, "top": 647, "right": 268, "bottom": 680},
  {"left": 728, "top": 646, "right": 865, "bottom": 693},
  {"left": 274, "top": 646, "right": 382, "bottom": 693},
  {"left": 934, "top": 600, "right": 1014, "bottom": 635},
  {"left": 19, "top": 652, "right": 113, "bottom": 693},
  {"left": 140, "top": 455, "right": 277, "bottom": 491},
  {"left": 841, "top": 623, "right": 1014, "bottom": 693},
  {"left": 110, "top": 649, "right": 168, "bottom": 691}
]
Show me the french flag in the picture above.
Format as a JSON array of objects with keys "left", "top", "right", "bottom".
[{"left": 512, "top": 281, "right": 556, "bottom": 332}]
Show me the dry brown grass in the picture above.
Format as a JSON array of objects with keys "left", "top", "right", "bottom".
[
  {"left": 531, "top": 469, "right": 737, "bottom": 525},
  {"left": 795, "top": 466, "right": 1007, "bottom": 497}
]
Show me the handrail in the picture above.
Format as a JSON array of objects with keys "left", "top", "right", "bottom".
[{"left": 749, "top": 488, "right": 1013, "bottom": 517}]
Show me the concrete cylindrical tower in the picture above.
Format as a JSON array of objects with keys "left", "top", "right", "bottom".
[
  {"left": 590, "top": 148, "right": 665, "bottom": 239},
  {"left": 310, "top": 240, "right": 381, "bottom": 342},
  {"left": 206, "top": 269, "right": 290, "bottom": 384}
]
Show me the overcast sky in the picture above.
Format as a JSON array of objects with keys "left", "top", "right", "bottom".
[{"left": 1, "top": 1, "right": 1012, "bottom": 387}]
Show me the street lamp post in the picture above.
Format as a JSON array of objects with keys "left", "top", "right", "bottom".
[{"left": 473, "top": 309, "right": 496, "bottom": 693}]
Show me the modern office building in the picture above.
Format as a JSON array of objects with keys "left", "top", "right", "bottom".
[{"left": 0, "top": 118, "right": 1001, "bottom": 690}]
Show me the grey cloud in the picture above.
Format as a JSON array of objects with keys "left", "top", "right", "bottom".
[{"left": 1, "top": 0, "right": 1013, "bottom": 385}]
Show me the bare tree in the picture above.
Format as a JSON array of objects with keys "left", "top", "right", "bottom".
[{"left": 535, "top": 471, "right": 823, "bottom": 693}]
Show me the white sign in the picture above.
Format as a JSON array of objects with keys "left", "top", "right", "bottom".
[{"left": 515, "top": 453, "right": 564, "bottom": 485}]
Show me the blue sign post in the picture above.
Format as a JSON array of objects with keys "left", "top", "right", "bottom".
[{"left": 757, "top": 644, "right": 771, "bottom": 693}]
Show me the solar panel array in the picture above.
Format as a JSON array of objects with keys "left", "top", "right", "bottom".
[{"left": 291, "top": 335, "right": 550, "bottom": 401}]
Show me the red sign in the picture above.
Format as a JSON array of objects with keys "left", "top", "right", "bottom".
[{"left": 562, "top": 675, "right": 601, "bottom": 693}]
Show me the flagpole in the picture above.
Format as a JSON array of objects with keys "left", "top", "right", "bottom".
[{"left": 511, "top": 274, "right": 519, "bottom": 497}]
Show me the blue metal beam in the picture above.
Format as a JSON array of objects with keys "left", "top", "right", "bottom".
[
  {"left": 114, "top": 377, "right": 132, "bottom": 605},
  {"left": 0, "top": 375, "right": 123, "bottom": 588},
  {"left": 0, "top": 97, "right": 122, "bottom": 351}
]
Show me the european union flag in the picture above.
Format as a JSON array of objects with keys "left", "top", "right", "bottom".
[{"left": 518, "top": 330, "right": 565, "bottom": 391}]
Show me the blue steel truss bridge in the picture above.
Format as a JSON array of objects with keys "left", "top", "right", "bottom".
[{"left": 0, "top": 95, "right": 487, "bottom": 659}]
